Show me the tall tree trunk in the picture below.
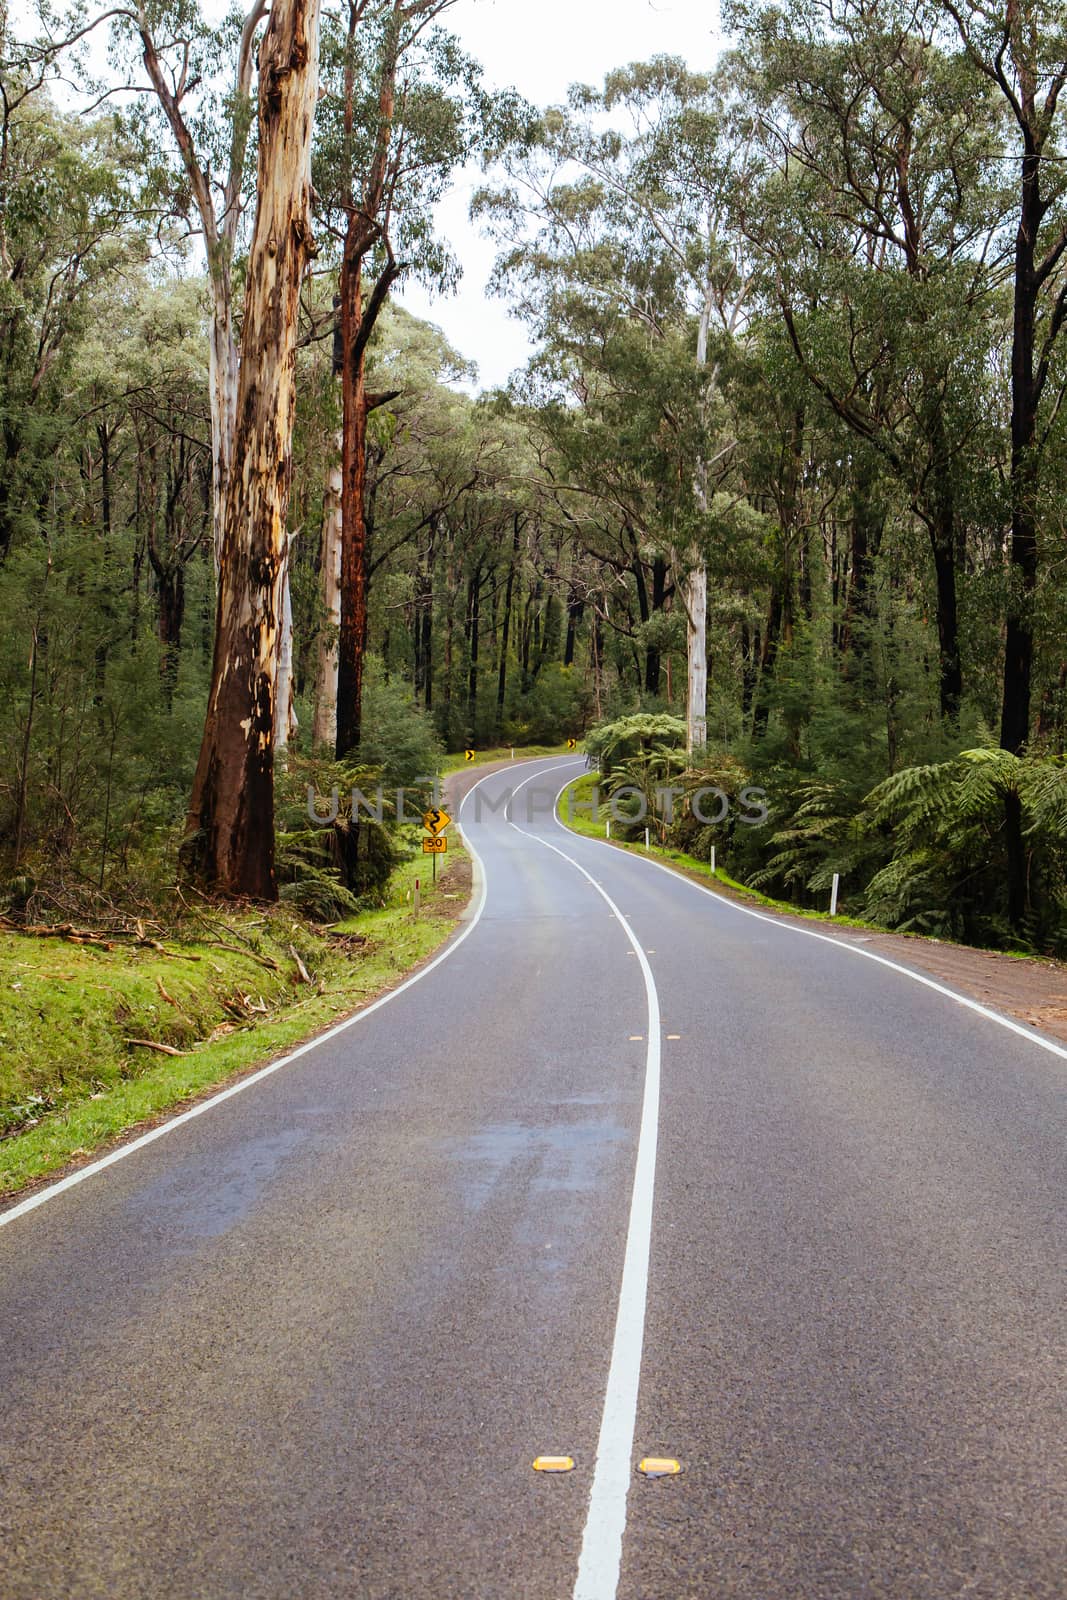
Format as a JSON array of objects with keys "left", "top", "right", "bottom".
[
  {"left": 157, "top": 566, "right": 185, "bottom": 704},
  {"left": 564, "top": 589, "right": 583, "bottom": 669},
  {"left": 590, "top": 604, "right": 604, "bottom": 721},
  {"left": 184, "top": 0, "right": 321, "bottom": 898},
  {"left": 1000, "top": 126, "right": 1044, "bottom": 928},
  {"left": 467, "top": 562, "right": 481, "bottom": 734},
  {"left": 685, "top": 276, "right": 714, "bottom": 754},
  {"left": 929, "top": 507, "right": 962, "bottom": 724},
  {"left": 683, "top": 565, "right": 708, "bottom": 751},
  {"left": 753, "top": 589, "right": 785, "bottom": 737},
  {"left": 312, "top": 432, "right": 343, "bottom": 747},
  {"left": 496, "top": 514, "right": 519, "bottom": 727},
  {"left": 740, "top": 619, "right": 757, "bottom": 718},
  {"left": 648, "top": 555, "right": 667, "bottom": 692},
  {"left": 137, "top": 2, "right": 268, "bottom": 569},
  {"left": 274, "top": 534, "right": 297, "bottom": 754},
  {"left": 332, "top": 0, "right": 409, "bottom": 756},
  {"left": 336, "top": 253, "right": 369, "bottom": 758},
  {"left": 840, "top": 457, "right": 882, "bottom": 671},
  {"left": 414, "top": 516, "right": 436, "bottom": 711},
  {"left": 442, "top": 543, "right": 456, "bottom": 742},
  {"left": 207, "top": 305, "right": 239, "bottom": 570},
  {"left": 919, "top": 402, "right": 964, "bottom": 723}
]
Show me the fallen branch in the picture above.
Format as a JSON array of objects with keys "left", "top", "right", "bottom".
[
  {"left": 205, "top": 939, "right": 281, "bottom": 972},
  {"left": 125, "top": 1038, "right": 185, "bottom": 1056}
]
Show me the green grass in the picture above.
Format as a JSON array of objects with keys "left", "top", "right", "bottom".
[
  {"left": 556, "top": 774, "right": 876, "bottom": 931},
  {"left": 0, "top": 850, "right": 470, "bottom": 1198},
  {"left": 559, "top": 777, "right": 1067, "bottom": 963},
  {"left": 440, "top": 742, "right": 574, "bottom": 774}
]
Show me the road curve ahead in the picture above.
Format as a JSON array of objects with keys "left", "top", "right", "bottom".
[{"left": 1, "top": 756, "right": 1065, "bottom": 1600}]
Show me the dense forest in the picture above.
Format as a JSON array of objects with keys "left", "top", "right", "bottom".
[{"left": 2, "top": 0, "right": 1067, "bottom": 951}]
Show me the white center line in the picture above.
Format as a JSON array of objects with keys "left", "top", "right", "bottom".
[{"left": 505, "top": 764, "right": 661, "bottom": 1600}]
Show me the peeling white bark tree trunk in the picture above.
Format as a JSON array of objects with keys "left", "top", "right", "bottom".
[
  {"left": 137, "top": 0, "right": 268, "bottom": 570},
  {"left": 684, "top": 564, "right": 708, "bottom": 752},
  {"left": 274, "top": 533, "right": 298, "bottom": 754},
  {"left": 184, "top": 0, "right": 321, "bottom": 897},
  {"left": 312, "top": 434, "right": 343, "bottom": 748},
  {"left": 208, "top": 309, "right": 239, "bottom": 572},
  {"left": 685, "top": 275, "right": 714, "bottom": 756}
]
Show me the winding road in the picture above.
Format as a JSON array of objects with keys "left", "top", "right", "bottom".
[{"left": 1, "top": 755, "right": 1065, "bottom": 1599}]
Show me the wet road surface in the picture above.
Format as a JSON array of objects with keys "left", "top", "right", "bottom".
[{"left": 1, "top": 756, "right": 1065, "bottom": 1598}]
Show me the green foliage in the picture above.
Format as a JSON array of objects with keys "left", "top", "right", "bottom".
[
  {"left": 586, "top": 713, "right": 687, "bottom": 775},
  {"left": 355, "top": 666, "right": 443, "bottom": 790},
  {"left": 502, "top": 663, "right": 589, "bottom": 746},
  {"left": 277, "top": 858, "right": 362, "bottom": 923},
  {"left": 4, "top": 6, "right": 1067, "bottom": 961},
  {"left": 859, "top": 749, "right": 1067, "bottom": 949}
]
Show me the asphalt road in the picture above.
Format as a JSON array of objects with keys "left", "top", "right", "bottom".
[{"left": 1, "top": 756, "right": 1064, "bottom": 1599}]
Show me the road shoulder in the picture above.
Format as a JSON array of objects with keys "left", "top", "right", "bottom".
[{"left": 555, "top": 775, "right": 1067, "bottom": 1052}]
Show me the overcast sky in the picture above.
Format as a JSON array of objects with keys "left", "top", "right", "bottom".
[{"left": 397, "top": 0, "right": 723, "bottom": 390}]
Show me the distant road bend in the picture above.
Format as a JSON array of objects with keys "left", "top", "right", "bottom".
[{"left": 1, "top": 756, "right": 1065, "bottom": 1599}]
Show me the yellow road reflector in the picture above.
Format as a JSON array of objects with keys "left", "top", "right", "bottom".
[
  {"left": 629, "top": 1035, "right": 643, "bottom": 1041},
  {"left": 638, "top": 1457, "right": 681, "bottom": 1478},
  {"left": 666, "top": 1034, "right": 681, "bottom": 1040},
  {"left": 533, "top": 1456, "right": 575, "bottom": 1473}
]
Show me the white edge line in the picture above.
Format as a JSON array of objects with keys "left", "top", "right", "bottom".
[
  {"left": 553, "top": 776, "right": 1067, "bottom": 1067},
  {"left": 0, "top": 760, "right": 539, "bottom": 1231},
  {"left": 506, "top": 766, "right": 660, "bottom": 1600}
]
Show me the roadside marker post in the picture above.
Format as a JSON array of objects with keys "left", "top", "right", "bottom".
[
  {"left": 644, "top": 827, "right": 650, "bottom": 849},
  {"left": 422, "top": 807, "right": 451, "bottom": 885},
  {"left": 711, "top": 844, "right": 716, "bottom": 875},
  {"left": 414, "top": 877, "right": 421, "bottom": 915},
  {"left": 830, "top": 873, "right": 840, "bottom": 917}
]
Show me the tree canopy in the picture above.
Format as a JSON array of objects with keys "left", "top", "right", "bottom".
[{"left": 2, "top": 0, "right": 1066, "bottom": 948}]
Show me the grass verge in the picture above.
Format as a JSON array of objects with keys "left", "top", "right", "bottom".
[
  {"left": 440, "top": 742, "right": 572, "bottom": 774},
  {"left": 0, "top": 850, "right": 470, "bottom": 1199},
  {"left": 556, "top": 773, "right": 877, "bottom": 931}
]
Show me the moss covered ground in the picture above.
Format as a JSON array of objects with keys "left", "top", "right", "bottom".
[{"left": 0, "top": 850, "right": 469, "bottom": 1198}]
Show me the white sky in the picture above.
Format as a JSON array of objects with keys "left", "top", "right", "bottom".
[{"left": 397, "top": 0, "right": 723, "bottom": 390}]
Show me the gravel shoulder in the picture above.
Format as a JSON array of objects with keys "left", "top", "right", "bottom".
[{"left": 669, "top": 866, "right": 1067, "bottom": 1051}]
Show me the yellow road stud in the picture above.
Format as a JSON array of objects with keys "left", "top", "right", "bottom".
[
  {"left": 533, "top": 1456, "right": 575, "bottom": 1473},
  {"left": 637, "top": 1457, "right": 681, "bottom": 1478}
]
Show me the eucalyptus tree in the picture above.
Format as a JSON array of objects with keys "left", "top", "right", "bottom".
[
  {"left": 313, "top": 0, "right": 517, "bottom": 756},
  {"left": 727, "top": 0, "right": 1011, "bottom": 726},
  {"left": 74, "top": 273, "right": 213, "bottom": 697},
  {"left": 939, "top": 0, "right": 1067, "bottom": 761},
  {"left": 0, "top": 77, "right": 151, "bottom": 558},
  {"left": 939, "top": 0, "right": 1067, "bottom": 925},
  {"left": 183, "top": 0, "right": 323, "bottom": 897},
  {"left": 478, "top": 56, "right": 752, "bottom": 752},
  {"left": 75, "top": 0, "right": 277, "bottom": 568}
]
